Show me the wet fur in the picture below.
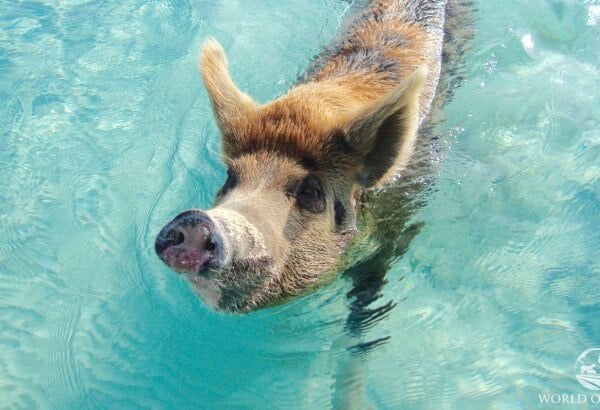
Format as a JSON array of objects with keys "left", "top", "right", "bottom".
[{"left": 175, "top": 0, "right": 472, "bottom": 312}]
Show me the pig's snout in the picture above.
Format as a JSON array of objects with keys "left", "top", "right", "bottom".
[{"left": 155, "top": 210, "right": 225, "bottom": 275}]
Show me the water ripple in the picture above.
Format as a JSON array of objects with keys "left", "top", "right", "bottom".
[{"left": 0, "top": 0, "right": 599, "bottom": 407}]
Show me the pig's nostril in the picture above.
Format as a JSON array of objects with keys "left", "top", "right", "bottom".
[
  {"left": 166, "top": 228, "right": 185, "bottom": 247},
  {"left": 204, "top": 239, "right": 216, "bottom": 252},
  {"left": 155, "top": 227, "right": 185, "bottom": 256}
]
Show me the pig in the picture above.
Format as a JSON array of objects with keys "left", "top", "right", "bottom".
[{"left": 155, "top": 0, "right": 472, "bottom": 313}]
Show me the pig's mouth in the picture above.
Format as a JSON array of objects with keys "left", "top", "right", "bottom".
[
  {"left": 155, "top": 208, "right": 277, "bottom": 312},
  {"left": 155, "top": 210, "right": 228, "bottom": 276}
]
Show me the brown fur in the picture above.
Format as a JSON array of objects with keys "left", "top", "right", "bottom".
[
  {"left": 199, "top": 0, "right": 434, "bottom": 168},
  {"left": 157, "top": 0, "right": 466, "bottom": 312},
  {"left": 200, "top": 39, "right": 426, "bottom": 186}
]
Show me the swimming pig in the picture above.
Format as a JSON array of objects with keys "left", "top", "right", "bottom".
[{"left": 156, "top": 0, "right": 470, "bottom": 312}]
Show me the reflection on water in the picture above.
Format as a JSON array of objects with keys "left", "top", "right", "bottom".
[{"left": 0, "top": 0, "right": 599, "bottom": 407}]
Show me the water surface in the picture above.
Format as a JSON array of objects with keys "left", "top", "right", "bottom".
[{"left": 0, "top": 0, "right": 599, "bottom": 408}]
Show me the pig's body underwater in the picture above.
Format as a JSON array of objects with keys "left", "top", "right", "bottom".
[{"left": 155, "top": 0, "right": 473, "bottom": 312}]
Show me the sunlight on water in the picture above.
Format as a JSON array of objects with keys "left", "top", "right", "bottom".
[{"left": 0, "top": 0, "right": 599, "bottom": 407}]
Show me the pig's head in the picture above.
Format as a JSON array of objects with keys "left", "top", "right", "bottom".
[{"left": 155, "top": 40, "right": 426, "bottom": 312}]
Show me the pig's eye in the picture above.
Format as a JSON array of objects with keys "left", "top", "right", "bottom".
[
  {"left": 296, "top": 175, "right": 325, "bottom": 213},
  {"left": 217, "top": 168, "right": 238, "bottom": 197}
]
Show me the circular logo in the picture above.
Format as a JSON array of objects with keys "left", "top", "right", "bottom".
[{"left": 576, "top": 348, "right": 600, "bottom": 390}]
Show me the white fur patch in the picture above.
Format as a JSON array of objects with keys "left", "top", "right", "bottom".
[{"left": 208, "top": 208, "right": 268, "bottom": 263}]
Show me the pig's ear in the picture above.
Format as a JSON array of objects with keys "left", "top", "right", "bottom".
[
  {"left": 343, "top": 67, "right": 427, "bottom": 187},
  {"left": 199, "top": 39, "right": 257, "bottom": 136}
]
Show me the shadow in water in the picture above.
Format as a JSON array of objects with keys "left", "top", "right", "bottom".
[
  {"left": 339, "top": 0, "right": 475, "bottom": 354},
  {"left": 342, "top": 135, "right": 434, "bottom": 354}
]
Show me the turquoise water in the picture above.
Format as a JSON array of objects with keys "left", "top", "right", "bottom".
[{"left": 1, "top": 0, "right": 599, "bottom": 407}]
